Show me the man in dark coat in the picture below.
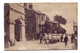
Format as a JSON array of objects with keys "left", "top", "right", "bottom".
[
  {"left": 64, "top": 35, "right": 68, "bottom": 46},
  {"left": 60, "top": 35, "right": 63, "bottom": 42}
]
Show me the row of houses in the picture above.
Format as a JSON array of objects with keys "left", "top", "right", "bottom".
[{"left": 4, "top": 3, "right": 52, "bottom": 47}]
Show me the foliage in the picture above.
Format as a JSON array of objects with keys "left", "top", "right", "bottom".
[
  {"left": 57, "top": 27, "right": 66, "bottom": 34},
  {"left": 44, "top": 21, "right": 53, "bottom": 33},
  {"left": 54, "top": 15, "right": 67, "bottom": 25}
]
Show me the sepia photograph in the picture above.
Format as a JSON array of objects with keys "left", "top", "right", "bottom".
[{"left": 4, "top": 3, "right": 78, "bottom": 50}]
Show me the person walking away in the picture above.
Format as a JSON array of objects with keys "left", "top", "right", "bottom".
[
  {"left": 39, "top": 33, "right": 43, "bottom": 44},
  {"left": 64, "top": 34, "right": 68, "bottom": 46},
  {"left": 71, "top": 33, "right": 74, "bottom": 43},
  {"left": 60, "top": 34, "right": 63, "bottom": 42}
]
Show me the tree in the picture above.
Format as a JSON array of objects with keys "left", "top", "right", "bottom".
[
  {"left": 54, "top": 15, "right": 67, "bottom": 26},
  {"left": 53, "top": 15, "right": 67, "bottom": 34},
  {"left": 44, "top": 21, "right": 53, "bottom": 33},
  {"left": 57, "top": 27, "right": 66, "bottom": 34}
]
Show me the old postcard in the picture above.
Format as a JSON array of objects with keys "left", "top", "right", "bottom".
[{"left": 4, "top": 3, "right": 78, "bottom": 50}]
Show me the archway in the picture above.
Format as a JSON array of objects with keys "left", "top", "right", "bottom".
[{"left": 14, "top": 19, "right": 22, "bottom": 42}]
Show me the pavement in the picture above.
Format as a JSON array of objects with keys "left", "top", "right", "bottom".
[
  {"left": 5, "top": 40, "right": 76, "bottom": 50},
  {"left": 4, "top": 36, "right": 76, "bottom": 50}
]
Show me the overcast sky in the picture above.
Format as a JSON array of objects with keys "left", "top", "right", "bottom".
[{"left": 32, "top": 3, "right": 77, "bottom": 34}]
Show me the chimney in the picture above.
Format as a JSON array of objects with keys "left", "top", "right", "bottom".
[
  {"left": 28, "top": 3, "right": 33, "bottom": 10},
  {"left": 24, "top": 3, "right": 28, "bottom": 9}
]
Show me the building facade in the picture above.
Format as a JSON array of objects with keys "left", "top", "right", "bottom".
[
  {"left": 4, "top": 3, "right": 49, "bottom": 47},
  {"left": 4, "top": 3, "right": 26, "bottom": 47},
  {"left": 24, "top": 3, "right": 48, "bottom": 40}
]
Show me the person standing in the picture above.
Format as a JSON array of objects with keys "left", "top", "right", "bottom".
[
  {"left": 60, "top": 34, "right": 63, "bottom": 42},
  {"left": 71, "top": 33, "right": 74, "bottom": 43},
  {"left": 44, "top": 33, "right": 49, "bottom": 44},
  {"left": 64, "top": 34, "right": 68, "bottom": 46},
  {"left": 39, "top": 33, "right": 43, "bottom": 44}
]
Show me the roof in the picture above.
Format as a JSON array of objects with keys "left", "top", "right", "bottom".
[{"left": 34, "top": 10, "right": 45, "bottom": 15}]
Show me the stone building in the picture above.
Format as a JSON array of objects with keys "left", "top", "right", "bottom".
[
  {"left": 24, "top": 3, "right": 48, "bottom": 40},
  {"left": 4, "top": 3, "right": 10, "bottom": 48},
  {"left": 4, "top": 3, "right": 26, "bottom": 47},
  {"left": 4, "top": 3, "right": 49, "bottom": 47}
]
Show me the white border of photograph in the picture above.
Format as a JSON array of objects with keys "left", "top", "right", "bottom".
[{"left": 0, "top": 0, "right": 80, "bottom": 53}]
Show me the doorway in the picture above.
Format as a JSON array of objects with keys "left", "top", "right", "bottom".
[{"left": 15, "top": 19, "right": 22, "bottom": 42}]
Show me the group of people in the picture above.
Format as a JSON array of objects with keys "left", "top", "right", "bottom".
[
  {"left": 60, "top": 34, "right": 68, "bottom": 46},
  {"left": 39, "top": 33, "right": 49, "bottom": 44},
  {"left": 39, "top": 33, "right": 75, "bottom": 46},
  {"left": 60, "top": 33, "right": 74, "bottom": 46}
]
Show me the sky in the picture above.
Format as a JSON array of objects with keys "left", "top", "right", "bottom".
[{"left": 32, "top": 3, "right": 78, "bottom": 34}]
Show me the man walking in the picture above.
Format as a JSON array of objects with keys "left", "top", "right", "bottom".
[{"left": 64, "top": 34, "right": 68, "bottom": 46}]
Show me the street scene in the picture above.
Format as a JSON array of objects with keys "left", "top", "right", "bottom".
[
  {"left": 5, "top": 35, "right": 76, "bottom": 50},
  {"left": 4, "top": 3, "right": 77, "bottom": 50}
]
